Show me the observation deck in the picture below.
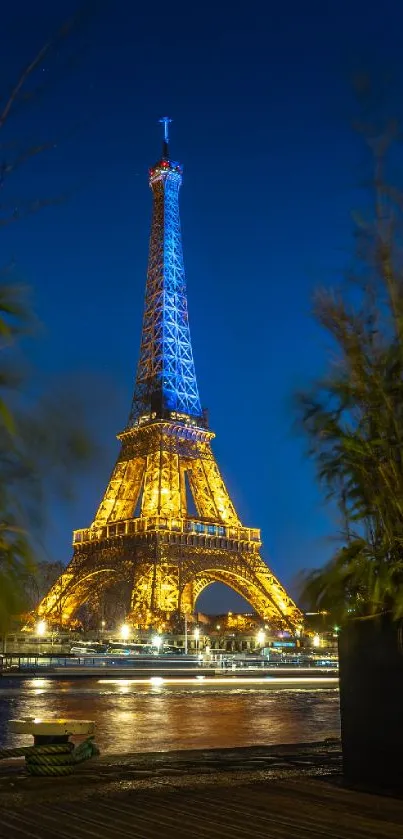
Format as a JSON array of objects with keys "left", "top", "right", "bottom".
[{"left": 73, "top": 517, "right": 261, "bottom": 553}]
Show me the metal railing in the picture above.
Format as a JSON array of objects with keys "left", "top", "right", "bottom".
[
  {"left": 0, "top": 653, "right": 202, "bottom": 672},
  {"left": 0, "top": 652, "right": 339, "bottom": 674},
  {"left": 73, "top": 516, "right": 261, "bottom": 545}
]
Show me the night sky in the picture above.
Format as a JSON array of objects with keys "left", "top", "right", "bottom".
[{"left": 2, "top": 1, "right": 402, "bottom": 613}]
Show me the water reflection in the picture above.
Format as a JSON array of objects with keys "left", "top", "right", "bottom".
[{"left": 0, "top": 677, "right": 340, "bottom": 754}]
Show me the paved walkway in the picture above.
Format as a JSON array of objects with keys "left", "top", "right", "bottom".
[{"left": 0, "top": 741, "right": 402, "bottom": 838}]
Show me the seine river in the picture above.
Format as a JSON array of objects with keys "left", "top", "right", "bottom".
[{"left": 0, "top": 677, "right": 340, "bottom": 753}]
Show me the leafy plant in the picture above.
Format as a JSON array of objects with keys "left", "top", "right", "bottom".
[
  {"left": 0, "top": 13, "right": 100, "bottom": 635},
  {"left": 0, "top": 283, "right": 100, "bottom": 635},
  {"left": 298, "top": 120, "right": 403, "bottom": 622}
]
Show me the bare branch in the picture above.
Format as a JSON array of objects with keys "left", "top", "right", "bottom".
[
  {"left": 0, "top": 10, "right": 91, "bottom": 220},
  {"left": 0, "top": 17, "right": 76, "bottom": 132},
  {"left": 0, "top": 43, "right": 52, "bottom": 131},
  {"left": 0, "top": 193, "right": 68, "bottom": 228},
  {"left": 0, "top": 141, "right": 56, "bottom": 190}
]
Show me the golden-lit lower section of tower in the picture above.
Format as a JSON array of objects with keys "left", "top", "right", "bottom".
[
  {"left": 37, "top": 420, "right": 302, "bottom": 631},
  {"left": 93, "top": 457, "right": 145, "bottom": 525}
]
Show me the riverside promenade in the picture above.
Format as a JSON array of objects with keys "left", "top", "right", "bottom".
[{"left": 0, "top": 741, "right": 403, "bottom": 838}]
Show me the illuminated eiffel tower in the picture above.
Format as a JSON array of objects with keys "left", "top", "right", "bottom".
[{"left": 38, "top": 119, "right": 302, "bottom": 631}]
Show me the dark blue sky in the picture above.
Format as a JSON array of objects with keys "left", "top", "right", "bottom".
[{"left": 2, "top": 0, "right": 402, "bottom": 612}]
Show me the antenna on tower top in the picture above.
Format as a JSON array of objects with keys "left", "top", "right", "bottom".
[{"left": 159, "top": 116, "right": 172, "bottom": 158}]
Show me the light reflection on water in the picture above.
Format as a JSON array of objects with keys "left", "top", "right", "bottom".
[{"left": 0, "top": 677, "right": 340, "bottom": 754}]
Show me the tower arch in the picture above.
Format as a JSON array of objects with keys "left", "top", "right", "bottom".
[
  {"left": 183, "top": 566, "right": 297, "bottom": 630},
  {"left": 38, "top": 567, "right": 124, "bottom": 624}
]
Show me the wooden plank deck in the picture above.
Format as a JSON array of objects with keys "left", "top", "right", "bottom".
[{"left": 1, "top": 777, "right": 403, "bottom": 838}]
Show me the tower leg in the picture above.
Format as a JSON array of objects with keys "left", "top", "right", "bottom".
[{"left": 129, "top": 562, "right": 182, "bottom": 630}]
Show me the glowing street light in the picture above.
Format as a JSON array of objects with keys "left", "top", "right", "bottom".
[
  {"left": 152, "top": 634, "right": 162, "bottom": 652},
  {"left": 256, "top": 629, "right": 265, "bottom": 647},
  {"left": 120, "top": 624, "right": 130, "bottom": 641},
  {"left": 194, "top": 626, "right": 200, "bottom": 653},
  {"left": 36, "top": 620, "right": 47, "bottom": 637},
  {"left": 313, "top": 634, "right": 320, "bottom": 648}
]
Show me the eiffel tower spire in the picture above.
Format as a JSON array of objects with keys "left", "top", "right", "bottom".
[{"left": 129, "top": 118, "right": 203, "bottom": 426}]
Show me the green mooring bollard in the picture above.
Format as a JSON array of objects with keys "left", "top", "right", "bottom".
[{"left": 0, "top": 718, "right": 99, "bottom": 776}]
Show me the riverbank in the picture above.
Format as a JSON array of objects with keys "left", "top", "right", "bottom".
[
  {"left": 0, "top": 739, "right": 343, "bottom": 804},
  {"left": 0, "top": 741, "right": 402, "bottom": 837}
]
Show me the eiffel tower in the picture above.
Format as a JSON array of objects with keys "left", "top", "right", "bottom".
[{"left": 38, "top": 119, "right": 302, "bottom": 631}]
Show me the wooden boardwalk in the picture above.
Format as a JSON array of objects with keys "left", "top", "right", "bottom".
[
  {"left": 0, "top": 743, "right": 402, "bottom": 838},
  {"left": 1, "top": 776, "right": 403, "bottom": 838}
]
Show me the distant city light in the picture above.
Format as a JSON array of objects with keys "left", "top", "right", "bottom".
[
  {"left": 152, "top": 635, "right": 162, "bottom": 649},
  {"left": 313, "top": 634, "right": 320, "bottom": 648},
  {"left": 256, "top": 630, "right": 265, "bottom": 646},
  {"left": 194, "top": 627, "right": 200, "bottom": 640}
]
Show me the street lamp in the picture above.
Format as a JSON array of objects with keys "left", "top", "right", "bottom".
[
  {"left": 36, "top": 620, "right": 47, "bottom": 637},
  {"left": 256, "top": 629, "right": 265, "bottom": 648},
  {"left": 194, "top": 626, "right": 200, "bottom": 653},
  {"left": 313, "top": 634, "right": 320, "bottom": 648},
  {"left": 184, "top": 612, "right": 188, "bottom": 655},
  {"left": 152, "top": 635, "right": 162, "bottom": 653},
  {"left": 120, "top": 623, "right": 130, "bottom": 641}
]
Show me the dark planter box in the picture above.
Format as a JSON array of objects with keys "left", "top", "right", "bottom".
[{"left": 339, "top": 615, "right": 403, "bottom": 790}]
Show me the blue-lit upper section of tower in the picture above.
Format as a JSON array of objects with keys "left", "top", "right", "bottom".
[{"left": 128, "top": 121, "right": 204, "bottom": 428}]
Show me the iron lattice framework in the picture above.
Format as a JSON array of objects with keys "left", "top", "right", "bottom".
[
  {"left": 38, "top": 120, "right": 302, "bottom": 631},
  {"left": 130, "top": 127, "right": 202, "bottom": 424}
]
